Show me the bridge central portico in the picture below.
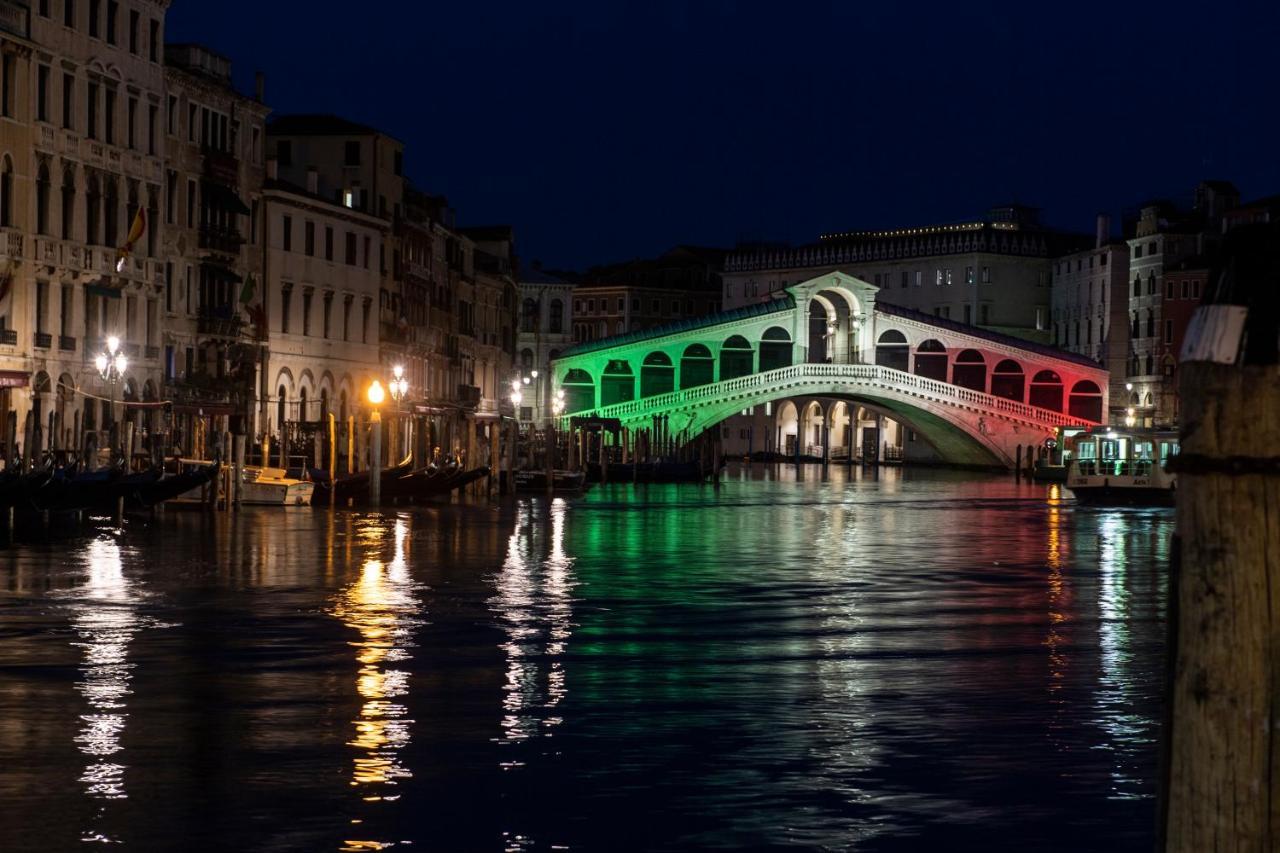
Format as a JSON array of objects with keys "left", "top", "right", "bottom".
[{"left": 551, "top": 273, "right": 1108, "bottom": 468}]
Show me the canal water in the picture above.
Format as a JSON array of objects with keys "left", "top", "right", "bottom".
[{"left": 0, "top": 466, "right": 1170, "bottom": 852}]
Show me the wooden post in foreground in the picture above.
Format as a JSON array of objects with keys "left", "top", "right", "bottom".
[{"left": 1163, "top": 361, "right": 1280, "bottom": 852}]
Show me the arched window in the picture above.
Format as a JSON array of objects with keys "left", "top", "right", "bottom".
[
  {"left": 61, "top": 168, "right": 76, "bottom": 239},
  {"left": 85, "top": 174, "right": 101, "bottom": 245},
  {"left": 914, "top": 338, "right": 947, "bottom": 381},
  {"left": 1145, "top": 353, "right": 1153, "bottom": 374},
  {"left": 299, "top": 387, "right": 308, "bottom": 422},
  {"left": 1132, "top": 276, "right": 1141, "bottom": 297},
  {"left": 0, "top": 156, "right": 11, "bottom": 227},
  {"left": 597, "top": 320, "right": 607, "bottom": 339},
  {"left": 600, "top": 360, "right": 634, "bottom": 407},
  {"left": 1029, "top": 370, "right": 1064, "bottom": 412},
  {"left": 1147, "top": 271, "right": 1156, "bottom": 294},
  {"left": 1145, "top": 309, "right": 1154, "bottom": 338},
  {"left": 549, "top": 299, "right": 563, "bottom": 333},
  {"left": 521, "top": 347, "right": 534, "bottom": 369},
  {"left": 719, "top": 335, "right": 753, "bottom": 380},
  {"left": 759, "top": 326, "right": 793, "bottom": 372},
  {"left": 875, "top": 329, "right": 909, "bottom": 372},
  {"left": 951, "top": 349, "right": 986, "bottom": 392},
  {"left": 320, "top": 388, "right": 329, "bottom": 423},
  {"left": 1068, "top": 380, "right": 1103, "bottom": 422},
  {"left": 990, "top": 359, "right": 1025, "bottom": 402},
  {"left": 680, "top": 343, "right": 714, "bottom": 389},
  {"left": 521, "top": 298, "right": 537, "bottom": 333},
  {"left": 640, "top": 351, "right": 674, "bottom": 398},
  {"left": 1131, "top": 313, "right": 1139, "bottom": 338},
  {"left": 276, "top": 385, "right": 286, "bottom": 429},
  {"left": 36, "top": 163, "right": 51, "bottom": 235},
  {"left": 562, "top": 367, "right": 596, "bottom": 413},
  {"left": 103, "top": 178, "right": 119, "bottom": 246}
]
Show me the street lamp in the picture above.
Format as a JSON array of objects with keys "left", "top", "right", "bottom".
[
  {"left": 389, "top": 364, "right": 409, "bottom": 461},
  {"left": 367, "top": 379, "right": 385, "bottom": 506},
  {"left": 95, "top": 335, "right": 128, "bottom": 458},
  {"left": 1125, "top": 407, "right": 1136, "bottom": 428}
]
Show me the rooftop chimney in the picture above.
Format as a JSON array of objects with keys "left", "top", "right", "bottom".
[
  {"left": 255, "top": 71, "right": 265, "bottom": 103},
  {"left": 306, "top": 167, "right": 318, "bottom": 195},
  {"left": 1095, "top": 213, "right": 1111, "bottom": 249},
  {"left": 266, "top": 158, "right": 278, "bottom": 180}
]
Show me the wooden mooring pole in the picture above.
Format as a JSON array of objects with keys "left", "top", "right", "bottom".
[{"left": 1161, "top": 222, "right": 1280, "bottom": 853}]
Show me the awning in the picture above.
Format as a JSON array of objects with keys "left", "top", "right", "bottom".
[
  {"left": 201, "top": 180, "right": 251, "bottom": 216},
  {"left": 0, "top": 370, "right": 29, "bottom": 388},
  {"left": 86, "top": 278, "right": 124, "bottom": 299}
]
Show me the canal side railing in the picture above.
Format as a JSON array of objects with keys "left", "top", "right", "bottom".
[{"left": 570, "top": 362, "right": 1097, "bottom": 433}]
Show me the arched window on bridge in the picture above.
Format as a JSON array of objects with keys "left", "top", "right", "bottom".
[
  {"left": 1029, "top": 370, "right": 1064, "bottom": 412},
  {"left": 808, "top": 302, "right": 830, "bottom": 363},
  {"left": 1068, "top": 380, "right": 1103, "bottom": 422},
  {"left": 719, "top": 335, "right": 754, "bottom": 380},
  {"left": 875, "top": 329, "right": 909, "bottom": 372},
  {"left": 601, "top": 360, "right": 635, "bottom": 406},
  {"left": 680, "top": 343, "right": 714, "bottom": 389},
  {"left": 640, "top": 351, "right": 675, "bottom": 398},
  {"left": 759, "top": 326, "right": 793, "bottom": 372},
  {"left": 914, "top": 338, "right": 947, "bottom": 381},
  {"left": 990, "top": 359, "right": 1025, "bottom": 402},
  {"left": 562, "top": 368, "right": 595, "bottom": 413},
  {"left": 952, "top": 349, "right": 986, "bottom": 393}
]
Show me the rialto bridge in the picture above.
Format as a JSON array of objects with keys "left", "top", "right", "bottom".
[{"left": 550, "top": 273, "right": 1108, "bottom": 469}]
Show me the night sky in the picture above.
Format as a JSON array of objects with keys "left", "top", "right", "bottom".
[{"left": 167, "top": 0, "right": 1280, "bottom": 270}]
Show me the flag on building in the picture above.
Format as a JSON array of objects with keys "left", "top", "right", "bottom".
[{"left": 114, "top": 207, "right": 147, "bottom": 272}]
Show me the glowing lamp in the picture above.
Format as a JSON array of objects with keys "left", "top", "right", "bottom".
[
  {"left": 95, "top": 354, "right": 109, "bottom": 375},
  {"left": 367, "top": 380, "right": 385, "bottom": 406},
  {"left": 114, "top": 353, "right": 127, "bottom": 375},
  {"left": 107, "top": 335, "right": 120, "bottom": 355},
  {"left": 392, "top": 364, "right": 405, "bottom": 381}
]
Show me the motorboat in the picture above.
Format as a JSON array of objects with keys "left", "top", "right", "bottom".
[
  {"left": 1066, "top": 427, "right": 1179, "bottom": 506},
  {"left": 240, "top": 466, "right": 315, "bottom": 506}
]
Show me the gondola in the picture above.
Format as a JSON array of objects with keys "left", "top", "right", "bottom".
[
  {"left": 514, "top": 469, "right": 588, "bottom": 492},
  {"left": 307, "top": 454, "right": 415, "bottom": 506}
]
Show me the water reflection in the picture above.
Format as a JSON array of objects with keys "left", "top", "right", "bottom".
[
  {"left": 64, "top": 536, "right": 147, "bottom": 844},
  {"left": 493, "top": 499, "right": 577, "bottom": 751},
  {"left": 330, "top": 516, "right": 422, "bottom": 851}
]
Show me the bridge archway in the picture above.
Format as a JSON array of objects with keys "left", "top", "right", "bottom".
[
  {"left": 719, "top": 335, "right": 753, "bottom": 380},
  {"left": 775, "top": 400, "right": 799, "bottom": 455},
  {"left": 952, "top": 349, "right": 986, "bottom": 393},
  {"left": 990, "top": 359, "right": 1025, "bottom": 402},
  {"left": 680, "top": 343, "right": 714, "bottom": 389},
  {"left": 640, "top": 351, "right": 675, "bottom": 398},
  {"left": 563, "top": 368, "right": 595, "bottom": 413},
  {"left": 1068, "top": 380, "right": 1103, "bottom": 422},
  {"left": 601, "top": 360, "right": 635, "bottom": 406},
  {"left": 759, "top": 326, "right": 793, "bottom": 372},
  {"left": 875, "top": 330, "right": 909, "bottom": 372},
  {"left": 1029, "top": 370, "right": 1064, "bottom": 413},
  {"left": 914, "top": 339, "right": 948, "bottom": 381}
]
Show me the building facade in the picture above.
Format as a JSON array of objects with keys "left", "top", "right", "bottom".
[
  {"left": 2, "top": 0, "right": 170, "bottom": 463},
  {"left": 1049, "top": 215, "right": 1131, "bottom": 422},
  {"left": 516, "top": 267, "right": 574, "bottom": 425}
]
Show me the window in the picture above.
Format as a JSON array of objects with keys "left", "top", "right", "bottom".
[
  {"left": 1132, "top": 276, "right": 1141, "bottom": 297},
  {"left": 393, "top": 150, "right": 403, "bottom": 176},
  {"left": 32, "top": 65, "right": 50, "bottom": 122},
  {"left": 88, "top": 0, "right": 98, "bottom": 36},
  {"left": 250, "top": 126, "right": 261, "bottom": 164},
  {"left": 86, "top": 81, "right": 98, "bottom": 139},
  {"left": 62, "top": 73, "right": 74, "bottom": 129},
  {"left": 915, "top": 271, "right": 922, "bottom": 287},
  {"left": 1035, "top": 306, "right": 1047, "bottom": 331},
  {"left": 127, "top": 96, "right": 136, "bottom": 148},
  {"left": 964, "top": 305, "right": 972, "bottom": 324},
  {"left": 1166, "top": 279, "right": 1175, "bottom": 299},
  {"left": 1147, "top": 272, "right": 1156, "bottom": 295},
  {"left": 276, "top": 139, "right": 291, "bottom": 166},
  {"left": 39, "top": 0, "right": 49, "bottom": 15},
  {"left": 1181, "top": 279, "right": 1190, "bottom": 299},
  {"left": 362, "top": 299, "right": 371, "bottom": 343},
  {"left": 166, "top": 94, "right": 176, "bottom": 135},
  {"left": 617, "top": 297, "right": 625, "bottom": 311},
  {"left": 1146, "top": 310, "right": 1154, "bottom": 337},
  {"left": 129, "top": 9, "right": 139, "bottom": 54},
  {"left": 149, "top": 19, "right": 159, "bottom": 62},
  {"left": 324, "top": 226, "right": 333, "bottom": 261},
  {"left": 1164, "top": 319, "right": 1173, "bottom": 344},
  {"left": 900, "top": 271, "right": 909, "bottom": 288},
  {"left": 164, "top": 262, "right": 173, "bottom": 311},
  {"left": 105, "top": 0, "right": 116, "bottom": 44},
  {"left": 0, "top": 157, "right": 13, "bottom": 228},
  {"left": 147, "top": 103, "right": 156, "bottom": 153},
  {"left": 281, "top": 214, "right": 292, "bottom": 251},
  {"left": 64, "top": 0, "right": 74, "bottom": 27},
  {"left": 980, "top": 304, "right": 991, "bottom": 324},
  {"left": 363, "top": 236, "right": 370, "bottom": 269},
  {"left": 631, "top": 297, "right": 640, "bottom": 311},
  {"left": 104, "top": 88, "right": 115, "bottom": 143},
  {"left": 322, "top": 293, "right": 333, "bottom": 338},
  {"left": 280, "top": 285, "right": 292, "bottom": 333},
  {"left": 345, "top": 232, "right": 357, "bottom": 265},
  {"left": 965, "top": 266, "right": 975, "bottom": 285},
  {"left": 344, "top": 140, "right": 361, "bottom": 166},
  {"left": 36, "top": 280, "right": 49, "bottom": 335},
  {"left": 1193, "top": 280, "right": 1201, "bottom": 299},
  {"left": 1134, "top": 244, "right": 1143, "bottom": 259},
  {"left": 981, "top": 266, "right": 991, "bottom": 283},
  {"left": 945, "top": 268, "right": 953, "bottom": 286},
  {"left": 935, "top": 269, "right": 943, "bottom": 286},
  {"left": 187, "top": 102, "right": 196, "bottom": 141},
  {"left": 651, "top": 299, "right": 660, "bottom": 312},
  {"left": 586, "top": 298, "right": 594, "bottom": 313},
  {"left": 0, "top": 54, "right": 14, "bottom": 119},
  {"left": 304, "top": 220, "right": 314, "bottom": 256}
]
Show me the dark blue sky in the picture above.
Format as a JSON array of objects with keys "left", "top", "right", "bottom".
[{"left": 168, "top": 0, "right": 1280, "bottom": 270}]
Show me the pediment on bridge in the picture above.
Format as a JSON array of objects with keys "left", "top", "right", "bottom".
[{"left": 785, "top": 271, "right": 877, "bottom": 318}]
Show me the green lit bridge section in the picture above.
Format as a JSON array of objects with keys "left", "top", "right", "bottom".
[{"left": 551, "top": 272, "right": 1108, "bottom": 468}]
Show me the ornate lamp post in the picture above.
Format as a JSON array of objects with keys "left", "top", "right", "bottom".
[
  {"left": 367, "top": 379, "right": 385, "bottom": 506},
  {"left": 94, "top": 335, "right": 128, "bottom": 459},
  {"left": 389, "top": 364, "right": 409, "bottom": 461}
]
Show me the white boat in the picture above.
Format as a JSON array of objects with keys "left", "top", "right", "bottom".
[
  {"left": 1066, "top": 427, "right": 1179, "bottom": 506},
  {"left": 240, "top": 466, "right": 314, "bottom": 506},
  {"left": 173, "top": 464, "right": 315, "bottom": 507}
]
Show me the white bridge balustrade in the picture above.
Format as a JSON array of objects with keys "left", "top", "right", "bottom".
[{"left": 552, "top": 272, "right": 1109, "bottom": 468}]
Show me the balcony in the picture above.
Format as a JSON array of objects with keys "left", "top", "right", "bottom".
[
  {"left": 197, "top": 306, "right": 245, "bottom": 339},
  {"left": 457, "top": 384, "right": 481, "bottom": 408},
  {"left": 0, "top": 229, "right": 24, "bottom": 259},
  {"left": 198, "top": 225, "right": 244, "bottom": 255},
  {"left": 33, "top": 332, "right": 52, "bottom": 349},
  {"left": 58, "top": 335, "right": 76, "bottom": 352},
  {"left": 145, "top": 345, "right": 160, "bottom": 359},
  {"left": 0, "top": 329, "right": 16, "bottom": 346}
]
